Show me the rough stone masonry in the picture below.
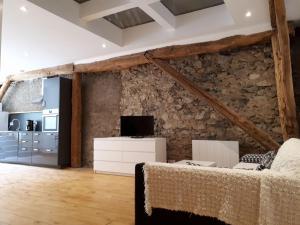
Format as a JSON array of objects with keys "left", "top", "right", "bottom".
[{"left": 120, "top": 44, "right": 282, "bottom": 162}]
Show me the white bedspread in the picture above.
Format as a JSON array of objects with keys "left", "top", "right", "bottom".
[{"left": 143, "top": 162, "right": 300, "bottom": 225}]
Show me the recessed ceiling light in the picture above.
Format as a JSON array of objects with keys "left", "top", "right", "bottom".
[
  {"left": 20, "top": 6, "right": 28, "bottom": 13},
  {"left": 102, "top": 43, "right": 107, "bottom": 48},
  {"left": 24, "top": 52, "right": 29, "bottom": 57},
  {"left": 245, "top": 11, "right": 252, "bottom": 18}
]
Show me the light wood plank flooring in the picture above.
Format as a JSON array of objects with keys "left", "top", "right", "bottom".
[{"left": 0, "top": 163, "right": 134, "bottom": 225}]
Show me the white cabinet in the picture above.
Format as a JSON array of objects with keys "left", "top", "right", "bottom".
[
  {"left": 192, "top": 140, "right": 239, "bottom": 168},
  {"left": 93, "top": 137, "right": 166, "bottom": 175}
]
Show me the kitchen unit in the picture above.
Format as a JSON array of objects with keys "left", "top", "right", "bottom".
[{"left": 0, "top": 77, "right": 72, "bottom": 168}]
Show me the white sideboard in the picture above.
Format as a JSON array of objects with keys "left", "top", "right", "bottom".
[{"left": 94, "top": 137, "right": 166, "bottom": 175}]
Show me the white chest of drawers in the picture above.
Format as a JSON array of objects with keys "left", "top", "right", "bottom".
[{"left": 93, "top": 137, "right": 166, "bottom": 175}]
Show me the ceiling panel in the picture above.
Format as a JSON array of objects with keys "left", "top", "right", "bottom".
[
  {"left": 161, "top": 0, "right": 224, "bottom": 16},
  {"left": 104, "top": 7, "right": 154, "bottom": 29}
]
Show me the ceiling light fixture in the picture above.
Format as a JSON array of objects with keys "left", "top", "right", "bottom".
[
  {"left": 245, "top": 11, "right": 252, "bottom": 18},
  {"left": 102, "top": 43, "right": 107, "bottom": 48},
  {"left": 20, "top": 6, "right": 28, "bottom": 13},
  {"left": 24, "top": 52, "right": 29, "bottom": 57}
]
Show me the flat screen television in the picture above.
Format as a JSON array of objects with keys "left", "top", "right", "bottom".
[{"left": 120, "top": 116, "right": 154, "bottom": 137}]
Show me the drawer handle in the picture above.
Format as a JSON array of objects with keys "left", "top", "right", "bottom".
[
  {"left": 22, "top": 140, "right": 28, "bottom": 143},
  {"left": 46, "top": 133, "right": 54, "bottom": 136},
  {"left": 34, "top": 133, "right": 40, "bottom": 136},
  {"left": 21, "top": 148, "right": 27, "bottom": 151},
  {"left": 46, "top": 149, "right": 53, "bottom": 152},
  {"left": 33, "top": 148, "right": 39, "bottom": 152},
  {"left": 22, "top": 133, "right": 28, "bottom": 136},
  {"left": 33, "top": 140, "right": 39, "bottom": 143}
]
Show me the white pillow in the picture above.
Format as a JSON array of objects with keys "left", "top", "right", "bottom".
[{"left": 271, "top": 138, "right": 300, "bottom": 177}]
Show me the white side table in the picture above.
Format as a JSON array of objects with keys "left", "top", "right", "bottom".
[{"left": 175, "top": 160, "right": 217, "bottom": 167}]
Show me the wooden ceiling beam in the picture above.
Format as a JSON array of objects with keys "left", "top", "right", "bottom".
[
  {"left": 0, "top": 63, "right": 74, "bottom": 103},
  {"left": 9, "top": 64, "right": 74, "bottom": 82},
  {"left": 75, "top": 53, "right": 148, "bottom": 73},
  {"left": 269, "top": 0, "right": 299, "bottom": 140},
  {"left": 145, "top": 52, "right": 280, "bottom": 150}
]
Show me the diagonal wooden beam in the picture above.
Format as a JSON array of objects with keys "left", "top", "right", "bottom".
[
  {"left": 144, "top": 53, "right": 280, "bottom": 150},
  {"left": 0, "top": 79, "right": 13, "bottom": 102},
  {"left": 269, "top": 0, "right": 299, "bottom": 140}
]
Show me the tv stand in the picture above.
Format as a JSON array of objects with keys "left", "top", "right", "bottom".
[{"left": 93, "top": 137, "right": 166, "bottom": 175}]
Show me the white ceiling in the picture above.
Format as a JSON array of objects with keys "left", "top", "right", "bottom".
[{"left": 0, "top": 0, "right": 300, "bottom": 81}]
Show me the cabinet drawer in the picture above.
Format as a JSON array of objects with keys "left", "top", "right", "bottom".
[
  {"left": 18, "top": 147, "right": 32, "bottom": 164},
  {"left": 32, "top": 132, "right": 42, "bottom": 140},
  {"left": 94, "top": 161, "right": 135, "bottom": 175},
  {"left": 122, "top": 141, "right": 155, "bottom": 152},
  {"left": 0, "top": 132, "right": 18, "bottom": 140},
  {"left": 33, "top": 133, "right": 58, "bottom": 149},
  {"left": 0, "top": 139, "right": 18, "bottom": 147},
  {"left": 94, "top": 140, "right": 156, "bottom": 152},
  {"left": 32, "top": 147, "right": 58, "bottom": 153},
  {"left": 2, "top": 146, "right": 18, "bottom": 163},
  {"left": 94, "top": 140, "right": 123, "bottom": 151},
  {"left": 123, "top": 152, "right": 155, "bottom": 163},
  {"left": 19, "top": 140, "right": 32, "bottom": 147},
  {"left": 32, "top": 148, "right": 58, "bottom": 166},
  {"left": 94, "top": 151, "right": 122, "bottom": 162},
  {"left": 19, "top": 132, "right": 33, "bottom": 140}
]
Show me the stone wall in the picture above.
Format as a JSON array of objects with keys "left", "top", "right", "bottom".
[
  {"left": 82, "top": 72, "right": 121, "bottom": 167},
  {"left": 120, "top": 44, "right": 282, "bottom": 161},
  {"left": 1, "top": 44, "right": 283, "bottom": 167}
]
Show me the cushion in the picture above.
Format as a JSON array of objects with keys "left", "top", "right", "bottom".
[
  {"left": 256, "top": 151, "right": 276, "bottom": 171},
  {"left": 240, "top": 153, "right": 265, "bottom": 164},
  {"left": 271, "top": 138, "right": 300, "bottom": 177}
]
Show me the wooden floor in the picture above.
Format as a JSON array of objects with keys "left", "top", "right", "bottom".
[{"left": 0, "top": 163, "right": 134, "bottom": 225}]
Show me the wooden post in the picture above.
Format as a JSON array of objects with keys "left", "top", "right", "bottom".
[
  {"left": 269, "top": 0, "right": 299, "bottom": 140},
  {"left": 145, "top": 53, "right": 280, "bottom": 150},
  {"left": 71, "top": 72, "right": 82, "bottom": 168},
  {"left": 0, "top": 79, "right": 13, "bottom": 102}
]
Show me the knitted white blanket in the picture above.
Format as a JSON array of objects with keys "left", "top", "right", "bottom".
[{"left": 143, "top": 163, "right": 300, "bottom": 225}]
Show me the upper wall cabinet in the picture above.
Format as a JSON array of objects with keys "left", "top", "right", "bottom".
[{"left": 43, "top": 78, "right": 60, "bottom": 109}]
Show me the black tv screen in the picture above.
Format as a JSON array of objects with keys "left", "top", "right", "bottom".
[{"left": 120, "top": 116, "right": 154, "bottom": 137}]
